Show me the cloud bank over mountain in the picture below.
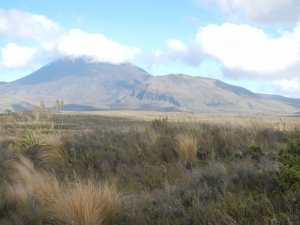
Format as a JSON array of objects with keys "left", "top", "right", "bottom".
[
  {"left": 0, "top": 9, "right": 141, "bottom": 72},
  {"left": 44, "top": 29, "right": 141, "bottom": 64}
]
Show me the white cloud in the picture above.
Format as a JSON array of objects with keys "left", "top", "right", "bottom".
[
  {"left": 45, "top": 29, "right": 141, "bottom": 64},
  {"left": 195, "top": 23, "right": 300, "bottom": 78},
  {"left": 153, "top": 39, "right": 205, "bottom": 66},
  {"left": 194, "top": 0, "right": 300, "bottom": 25},
  {"left": 0, "top": 8, "right": 141, "bottom": 69},
  {"left": 275, "top": 78, "right": 299, "bottom": 91},
  {"left": 160, "top": 23, "right": 300, "bottom": 78},
  {"left": 0, "top": 8, "right": 61, "bottom": 41},
  {"left": 161, "top": 22, "right": 300, "bottom": 96},
  {"left": 1, "top": 42, "right": 37, "bottom": 68},
  {"left": 167, "top": 39, "right": 187, "bottom": 53},
  {"left": 0, "top": 8, "right": 142, "bottom": 69},
  {"left": 273, "top": 78, "right": 300, "bottom": 97}
]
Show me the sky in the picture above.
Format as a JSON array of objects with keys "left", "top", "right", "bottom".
[{"left": 0, "top": 0, "right": 300, "bottom": 98}]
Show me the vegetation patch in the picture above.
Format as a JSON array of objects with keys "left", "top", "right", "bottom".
[{"left": 0, "top": 104, "right": 300, "bottom": 224}]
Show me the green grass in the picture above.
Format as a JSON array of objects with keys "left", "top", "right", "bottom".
[{"left": 0, "top": 107, "right": 299, "bottom": 224}]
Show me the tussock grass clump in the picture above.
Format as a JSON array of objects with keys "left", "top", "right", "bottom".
[
  {"left": 50, "top": 181, "right": 122, "bottom": 225},
  {"left": 3, "top": 156, "right": 60, "bottom": 223},
  {"left": 39, "top": 142, "right": 70, "bottom": 167},
  {"left": 2, "top": 156, "right": 123, "bottom": 224},
  {"left": 144, "top": 125, "right": 159, "bottom": 149},
  {"left": 175, "top": 133, "right": 198, "bottom": 165}
]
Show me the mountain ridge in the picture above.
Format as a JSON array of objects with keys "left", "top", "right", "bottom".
[{"left": 120, "top": 74, "right": 298, "bottom": 113}]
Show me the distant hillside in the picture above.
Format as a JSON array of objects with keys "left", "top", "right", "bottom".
[{"left": 0, "top": 95, "right": 58, "bottom": 112}]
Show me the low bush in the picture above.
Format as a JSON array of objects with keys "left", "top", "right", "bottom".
[{"left": 277, "top": 131, "right": 300, "bottom": 189}]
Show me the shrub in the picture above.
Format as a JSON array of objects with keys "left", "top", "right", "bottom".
[
  {"left": 151, "top": 117, "right": 168, "bottom": 133},
  {"left": 247, "top": 144, "right": 264, "bottom": 161},
  {"left": 277, "top": 131, "right": 300, "bottom": 189}
]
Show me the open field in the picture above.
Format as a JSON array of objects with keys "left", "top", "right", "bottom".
[
  {"left": 72, "top": 110, "right": 300, "bottom": 129},
  {"left": 0, "top": 108, "right": 300, "bottom": 224}
]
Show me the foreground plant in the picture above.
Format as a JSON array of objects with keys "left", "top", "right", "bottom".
[
  {"left": 49, "top": 181, "right": 122, "bottom": 225},
  {"left": 3, "top": 156, "right": 60, "bottom": 224},
  {"left": 2, "top": 156, "right": 123, "bottom": 225},
  {"left": 16, "top": 129, "right": 45, "bottom": 151}
]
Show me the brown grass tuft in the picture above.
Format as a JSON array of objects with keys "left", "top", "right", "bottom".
[
  {"left": 4, "top": 156, "right": 123, "bottom": 224},
  {"left": 4, "top": 156, "right": 60, "bottom": 222},
  {"left": 49, "top": 181, "right": 122, "bottom": 225},
  {"left": 39, "top": 143, "right": 70, "bottom": 166},
  {"left": 144, "top": 125, "right": 159, "bottom": 149},
  {"left": 175, "top": 133, "right": 198, "bottom": 164}
]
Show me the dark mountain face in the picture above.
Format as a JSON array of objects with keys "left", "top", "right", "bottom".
[
  {"left": 15, "top": 58, "right": 93, "bottom": 84},
  {"left": 14, "top": 57, "right": 151, "bottom": 85}
]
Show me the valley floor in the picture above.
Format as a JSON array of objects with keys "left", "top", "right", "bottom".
[{"left": 72, "top": 110, "right": 300, "bottom": 130}]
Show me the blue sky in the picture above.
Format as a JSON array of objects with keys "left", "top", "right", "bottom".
[{"left": 1, "top": 0, "right": 300, "bottom": 97}]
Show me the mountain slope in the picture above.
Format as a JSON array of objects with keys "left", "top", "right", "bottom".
[
  {"left": 0, "top": 57, "right": 151, "bottom": 103},
  {"left": 120, "top": 74, "right": 298, "bottom": 113},
  {"left": 258, "top": 93, "right": 300, "bottom": 108}
]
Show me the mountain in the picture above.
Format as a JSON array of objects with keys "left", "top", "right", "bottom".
[
  {"left": 120, "top": 74, "right": 298, "bottom": 113},
  {"left": 0, "top": 57, "right": 151, "bottom": 103},
  {"left": 0, "top": 57, "right": 299, "bottom": 114}
]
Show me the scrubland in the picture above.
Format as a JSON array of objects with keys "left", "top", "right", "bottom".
[{"left": 0, "top": 104, "right": 300, "bottom": 224}]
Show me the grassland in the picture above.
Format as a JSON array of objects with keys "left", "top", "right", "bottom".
[{"left": 0, "top": 106, "right": 300, "bottom": 224}]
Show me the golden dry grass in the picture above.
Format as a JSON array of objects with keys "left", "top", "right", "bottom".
[
  {"left": 39, "top": 142, "right": 70, "bottom": 166},
  {"left": 50, "top": 181, "right": 122, "bottom": 225},
  {"left": 144, "top": 125, "right": 159, "bottom": 149},
  {"left": 175, "top": 133, "right": 198, "bottom": 164},
  {"left": 5, "top": 156, "right": 60, "bottom": 221},
  {"left": 4, "top": 156, "right": 122, "bottom": 224}
]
